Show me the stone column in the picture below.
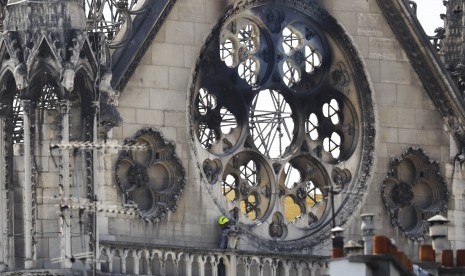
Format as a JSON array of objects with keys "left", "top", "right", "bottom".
[
  {"left": 281, "top": 261, "right": 291, "bottom": 276},
  {"left": 121, "top": 249, "right": 128, "bottom": 274},
  {"left": 0, "top": 118, "right": 7, "bottom": 271},
  {"left": 185, "top": 255, "right": 193, "bottom": 276},
  {"left": 21, "top": 99, "right": 34, "bottom": 269},
  {"left": 133, "top": 251, "right": 140, "bottom": 275},
  {"left": 59, "top": 99, "right": 72, "bottom": 269},
  {"left": 198, "top": 256, "right": 206, "bottom": 276},
  {"left": 449, "top": 157, "right": 465, "bottom": 250},
  {"left": 296, "top": 264, "right": 303, "bottom": 276},
  {"left": 146, "top": 252, "right": 152, "bottom": 275},
  {"left": 91, "top": 101, "right": 102, "bottom": 272},
  {"left": 244, "top": 258, "right": 252, "bottom": 276},
  {"left": 228, "top": 254, "right": 237, "bottom": 276},
  {"left": 107, "top": 250, "right": 114, "bottom": 273}
]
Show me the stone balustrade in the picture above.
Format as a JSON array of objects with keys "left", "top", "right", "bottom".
[{"left": 98, "top": 241, "right": 328, "bottom": 276}]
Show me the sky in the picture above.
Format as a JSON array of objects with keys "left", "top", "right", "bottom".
[{"left": 415, "top": 0, "right": 447, "bottom": 36}]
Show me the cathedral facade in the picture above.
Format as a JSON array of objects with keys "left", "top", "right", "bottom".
[{"left": 0, "top": 0, "right": 463, "bottom": 274}]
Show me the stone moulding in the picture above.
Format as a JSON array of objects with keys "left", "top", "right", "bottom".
[
  {"left": 111, "top": 0, "right": 177, "bottom": 91},
  {"left": 376, "top": 0, "right": 465, "bottom": 148},
  {"left": 115, "top": 127, "right": 186, "bottom": 223}
]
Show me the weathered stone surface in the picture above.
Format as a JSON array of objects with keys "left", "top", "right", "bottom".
[
  {"left": 358, "top": 13, "right": 387, "bottom": 37},
  {"left": 165, "top": 20, "right": 195, "bottom": 45},
  {"left": 152, "top": 43, "right": 185, "bottom": 67},
  {"left": 2, "top": 0, "right": 463, "bottom": 273},
  {"left": 135, "top": 109, "right": 164, "bottom": 125}
]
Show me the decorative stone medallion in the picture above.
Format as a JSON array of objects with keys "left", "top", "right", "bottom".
[
  {"left": 116, "top": 128, "right": 185, "bottom": 222},
  {"left": 381, "top": 147, "right": 449, "bottom": 240}
]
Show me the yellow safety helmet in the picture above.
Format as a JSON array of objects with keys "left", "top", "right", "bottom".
[{"left": 218, "top": 215, "right": 229, "bottom": 225}]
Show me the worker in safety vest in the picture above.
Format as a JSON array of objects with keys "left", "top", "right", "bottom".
[{"left": 218, "top": 215, "right": 232, "bottom": 249}]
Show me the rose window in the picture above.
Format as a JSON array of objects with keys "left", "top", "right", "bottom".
[
  {"left": 381, "top": 148, "right": 448, "bottom": 240},
  {"left": 115, "top": 128, "right": 186, "bottom": 222},
  {"left": 189, "top": 0, "right": 375, "bottom": 249}
]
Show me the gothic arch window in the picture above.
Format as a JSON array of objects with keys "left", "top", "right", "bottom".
[
  {"left": 189, "top": 0, "right": 375, "bottom": 249},
  {"left": 33, "top": 82, "right": 63, "bottom": 146},
  {"left": 70, "top": 71, "right": 99, "bottom": 141}
]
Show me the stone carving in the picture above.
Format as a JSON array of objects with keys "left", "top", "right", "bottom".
[
  {"left": 331, "top": 167, "right": 352, "bottom": 191},
  {"left": 0, "top": 20, "right": 122, "bottom": 138},
  {"left": 427, "top": 27, "right": 445, "bottom": 52},
  {"left": 381, "top": 147, "right": 449, "bottom": 240},
  {"left": 390, "top": 182, "right": 415, "bottom": 206},
  {"left": 269, "top": 212, "right": 287, "bottom": 238},
  {"left": 128, "top": 163, "right": 150, "bottom": 188},
  {"left": 264, "top": 8, "right": 285, "bottom": 34},
  {"left": 203, "top": 158, "right": 223, "bottom": 184},
  {"left": 331, "top": 63, "right": 350, "bottom": 89},
  {"left": 116, "top": 128, "right": 186, "bottom": 222},
  {"left": 98, "top": 93, "right": 123, "bottom": 135},
  {"left": 0, "top": 0, "right": 127, "bottom": 265}
]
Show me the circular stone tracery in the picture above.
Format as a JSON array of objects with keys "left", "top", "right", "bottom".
[{"left": 188, "top": 0, "right": 375, "bottom": 249}]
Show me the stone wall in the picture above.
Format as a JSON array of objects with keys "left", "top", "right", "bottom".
[
  {"left": 323, "top": 0, "right": 451, "bottom": 258},
  {"left": 106, "top": 0, "right": 454, "bottom": 258},
  {"left": 107, "top": 0, "right": 236, "bottom": 249}
]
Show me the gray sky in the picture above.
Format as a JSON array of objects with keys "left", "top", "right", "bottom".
[{"left": 416, "top": 0, "right": 446, "bottom": 35}]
